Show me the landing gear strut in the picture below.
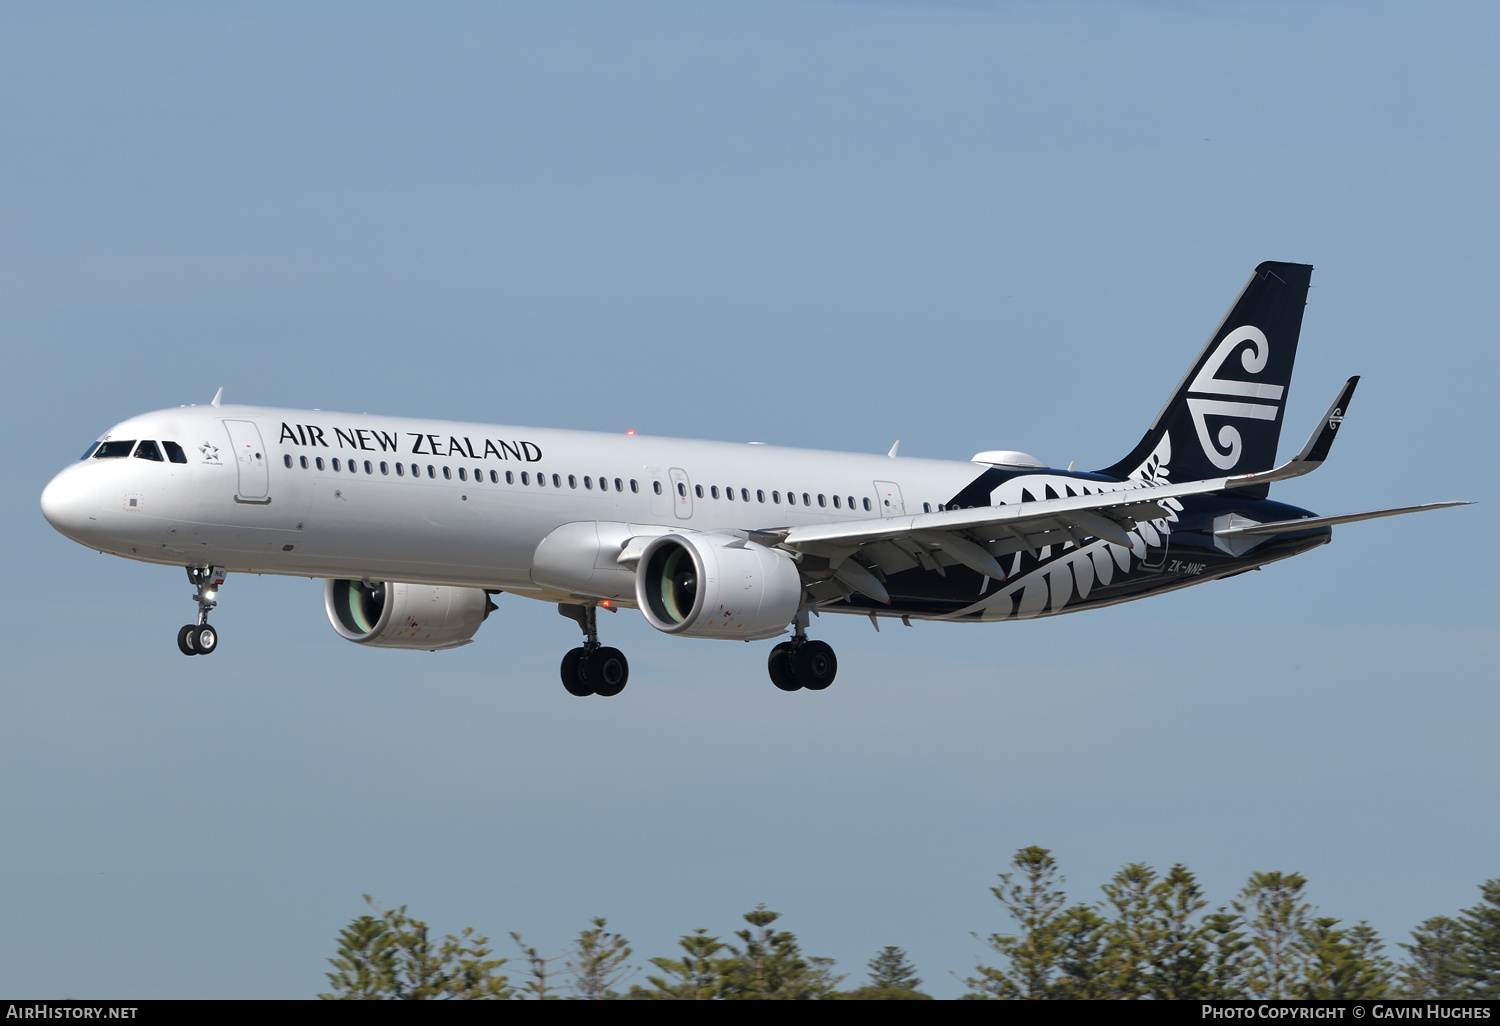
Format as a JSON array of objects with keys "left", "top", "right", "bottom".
[
  {"left": 177, "top": 565, "right": 225, "bottom": 656},
  {"left": 767, "top": 610, "right": 837, "bottom": 692},
  {"left": 558, "top": 603, "right": 629, "bottom": 697}
]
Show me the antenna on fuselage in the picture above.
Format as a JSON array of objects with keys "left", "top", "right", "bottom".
[
  {"left": 211, "top": 387, "right": 223, "bottom": 408},
  {"left": 887, "top": 440, "right": 900, "bottom": 459}
]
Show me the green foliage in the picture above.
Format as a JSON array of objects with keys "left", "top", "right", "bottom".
[
  {"left": 866, "top": 946, "right": 922, "bottom": 992},
  {"left": 722, "top": 905, "right": 842, "bottom": 999},
  {"left": 1236, "top": 871, "right": 1312, "bottom": 999},
  {"left": 635, "top": 928, "right": 737, "bottom": 999},
  {"left": 319, "top": 866, "right": 1500, "bottom": 1000},
  {"left": 1458, "top": 879, "right": 1500, "bottom": 997},
  {"left": 1295, "top": 918, "right": 1392, "bottom": 998},
  {"left": 1400, "top": 916, "right": 1468, "bottom": 997},
  {"left": 320, "top": 896, "right": 512, "bottom": 1000},
  {"left": 569, "top": 917, "right": 634, "bottom": 999},
  {"left": 966, "top": 845, "right": 1068, "bottom": 999}
]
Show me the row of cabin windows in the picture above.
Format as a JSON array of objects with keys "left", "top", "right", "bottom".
[
  {"left": 282, "top": 452, "right": 875, "bottom": 514},
  {"left": 283, "top": 453, "right": 641, "bottom": 493},
  {"left": 87, "top": 439, "right": 188, "bottom": 464},
  {"left": 676, "top": 480, "right": 873, "bottom": 512}
]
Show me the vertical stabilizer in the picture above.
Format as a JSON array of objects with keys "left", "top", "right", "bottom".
[{"left": 1097, "top": 261, "right": 1312, "bottom": 497}]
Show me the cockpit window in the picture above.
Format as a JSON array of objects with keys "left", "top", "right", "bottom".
[
  {"left": 162, "top": 441, "right": 188, "bottom": 464},
  {"left": 93, "top": 440, "right": 136, "bottom": 459},
  {"left": 133, "top": 440, "right": 164, "bottom": 462},
  {"left": 80, "top": 441, "right": 101, "bottom": 460}
]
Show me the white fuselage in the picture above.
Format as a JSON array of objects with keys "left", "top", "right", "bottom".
[{"left": 41, "top": 404, "right": 997, "bottom": 607}]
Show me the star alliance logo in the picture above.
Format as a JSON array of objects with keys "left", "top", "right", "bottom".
[{"left": 200, "top": 442, "right": 221, "bottom": 464}]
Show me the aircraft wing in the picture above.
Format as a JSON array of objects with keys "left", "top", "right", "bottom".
[{"left": 1212, "top": 501, "right": 1471, "bottom": 538}]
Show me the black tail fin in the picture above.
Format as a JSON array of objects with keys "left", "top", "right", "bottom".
[{"left": 1097, "top": 261, "right": 1313, "bottom": 497}]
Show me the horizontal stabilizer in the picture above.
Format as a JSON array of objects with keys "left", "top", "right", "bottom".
[{"left": 1214, "top": 501, "right": 1473, "bottom": 538}]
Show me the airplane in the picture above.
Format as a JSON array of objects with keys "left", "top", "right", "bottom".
[{"left": 39, "top": 261, "right": 1468, "bottom": 697}]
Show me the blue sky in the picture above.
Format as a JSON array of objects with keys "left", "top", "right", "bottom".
[{"left": 2, "top": 1, "right": 1496, "bottom": 998}]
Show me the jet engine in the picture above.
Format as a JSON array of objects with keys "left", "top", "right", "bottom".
[
  {"left": 324, "top": 579, "right": 495, "bottom": 650},
  {"left": 635, "top": 533, "right": 802, "bottom": 640}
]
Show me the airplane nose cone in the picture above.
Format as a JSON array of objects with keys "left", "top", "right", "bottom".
[{"left": 40, "top": 465, "right": 100, "bottom": 539}]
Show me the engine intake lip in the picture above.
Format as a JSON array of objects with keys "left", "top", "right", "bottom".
[
  {"left": 638, "top": 535, "right": 707, "bottom": 634},
  {"left": 326, "top": 578, "right": 391, "bottom": 642}
]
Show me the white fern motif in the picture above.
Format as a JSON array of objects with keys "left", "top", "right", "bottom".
[{"left": 945, "top": 434, "right": 1183, "bottom": 621}]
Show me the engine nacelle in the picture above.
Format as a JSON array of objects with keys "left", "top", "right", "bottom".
[
  {"left": 324, "top": 579, "right": 494, "bottom": 650},
  {"left": 635, "top": 533, "right": 802, "bottom": 640}
]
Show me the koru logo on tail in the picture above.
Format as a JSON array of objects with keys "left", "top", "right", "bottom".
[{"left": 1185, "top": 326, "right": 1282, "bottom": 469}]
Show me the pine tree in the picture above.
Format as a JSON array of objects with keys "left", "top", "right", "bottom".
[
  {"left": 866, "top": 946, "right": 921, "bottom": 991},
  {"left": 967, "top": 846, "right": 1069, "bottom": 999},
  {"left": 834, "top": 946, "right": 932, "bottom": 999},
  {"left": 1048, "top": 904, "right": 1110, "bottom": 999},
  {"left": 321, "top": 897, "right": 512, "bottom": 1000},
  {"left": 636, "top": 929, "right": 736, "bottom": 1000},
  {"left": 1400, "top": 916, "right": 1468, "bottom": 998},
  {"left": 1458, "top": 879, "right": 1500, "bottom": 997},
  {"left": 1144, "top": 864, "right": 1218, "bottom": 999},
  {"left": 1236, "top": 871, "right": 1312, "bottom": 999},
  {"left": 1201, "top": 907, "right": 1254, "bottom": 998},
  {"left": 722, "top": 906, "right": 842, "bottom": 999},
  {"left": 568, "top": 918, "right": 633, "bottom": 999},
  {"left": 1098, "top": 863, "right": 1158, "bottom": 998},
  {"left": 1295, "top": 918, "right": 1391, "bottom": 999}
]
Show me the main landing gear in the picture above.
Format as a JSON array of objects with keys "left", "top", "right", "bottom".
[
  {"left": 558, "top": 603, "right": 629, "bottom": 698},
  {"left": 177, "top": 565, "right": 225, "bottom": 656},
  {"left": 767, "top": 612, "right": 837, "bottom": 692}
]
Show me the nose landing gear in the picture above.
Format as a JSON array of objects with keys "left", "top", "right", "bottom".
[
  {"left": 558, "top": 603, "right": 629, "bottom": 697},
  {"left": 177, "top": 566, "right": 225, "bottom": 656},
  {"left": 767, "top": 612, "right": 837, "bottom": 692}
]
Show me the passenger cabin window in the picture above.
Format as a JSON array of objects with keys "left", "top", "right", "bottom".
[
  {"left": 585, "top": 476, "right": 594, "bottom": 490},
  {"left": 787, "top": 492, "right": 796, "bottom": 505},
  {"left": 364, "top": 460, "right": 373, "bottom": 474},
  {"left": 520, "top": 471, "right": 529, "bottom": 485},
  {"left": 711, "top": 485, "right": 719, "bottom": 499},
  {"left": 569, "top": 475, "right": 577, "bottom": 489},
  {"left": 740, "top": 488, "right": 749, "bottom": 502},
  {"left": 832, "top": 495, "right": 841, "bottom": 509},
  {"left": 725, "top": 486, "right": 734, "bottom": 501},
  {"left": 94, "top": 440, "right": 136, "bottom": 459},
  {"left": 506, "top": 471, "right": 514, "bottom": 484},
  {"left": 331, "top": 458, "right": 341, "bottom": 471},
  {"left": 803, "top": 493, "right": 812, "bottom": 506},
  {"left": 380, "top": 462, "right": 390, "bottom": 475},
  {"left": 300, "top": 455, "right": 309, "bottom": 470},
  {"left": 817, "top": 494, "right": 826, "bottom": 507},
  {"left": 757, "top": 490, "right": 765, "bottom": 503},
  {"left": 490, "top": 470, "right": 499, "bottom": 484},
  {"left": 653, "top": 481, "right": 662, "bottom": 495},
  {"left": 315, "top": 457, "right": 325, "bottom": 470},
  {"left": 863, "top": 497, "right": 872, "bottom": 511},
  {"left": 282, "top": 453, "right": 292, "bottom": 468},
  {"left": 458, "top": 468, "right": 468, "bottom": 481},
  {"left": 396, "top": 462, "right": 405, "bottom": 476},
  {"left": 443, "top": 466, "right": 452, "bottom": 480},
  {"left": 695, "top": 484, "right": 703, "bottom": 498}
]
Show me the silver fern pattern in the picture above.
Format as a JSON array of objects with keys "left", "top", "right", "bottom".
[{"left": 947, "top": 434, "right": 1183, "bottom": 621}]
